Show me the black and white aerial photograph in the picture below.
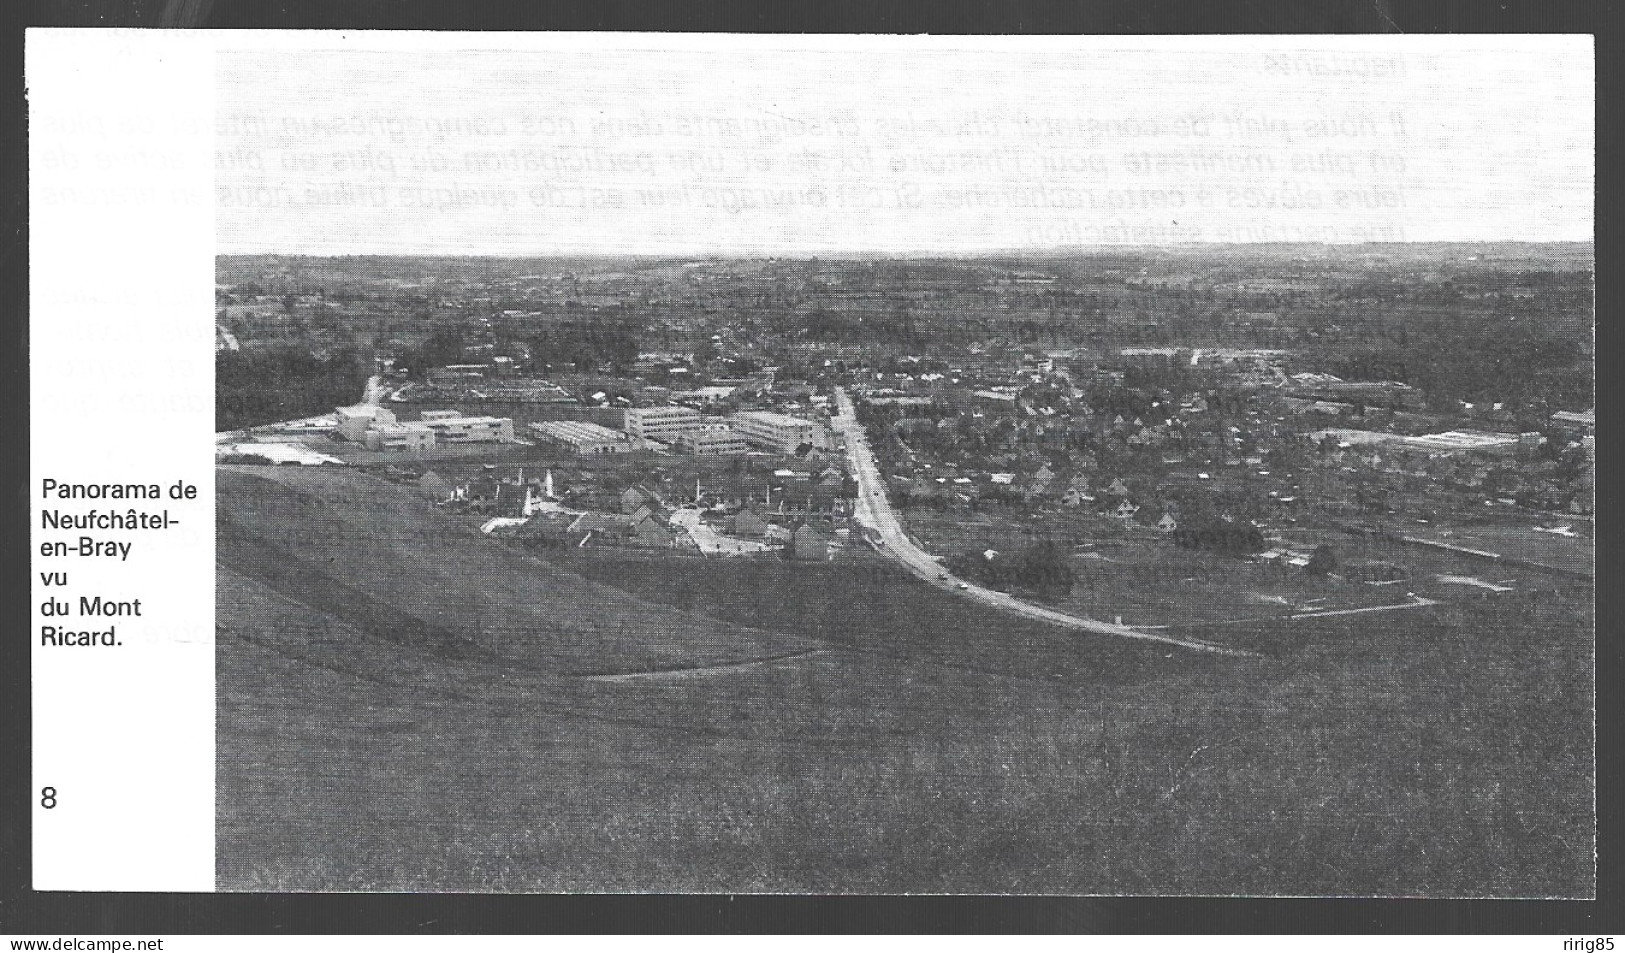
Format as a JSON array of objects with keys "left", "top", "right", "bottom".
[{"left": 212, "top": 37, "right": 1594, "bottom": 895}]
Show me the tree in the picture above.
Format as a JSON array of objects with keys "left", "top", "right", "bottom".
[
  {"left": 216, "top": 345, "right": 370, "bottom": 431},
  {"left": 1016, "top": 539, "right": 1076, "bottom": 600},
  {"left": 422, "top": 327, "right": 469, "bottom": 367},
  {"left": 1305, "top": 545, "right": 1337, "bottom": 577}
]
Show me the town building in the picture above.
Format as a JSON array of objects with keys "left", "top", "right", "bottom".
[
  {"left": 670, "top": 386, "right": 737, "bottom": 407},
  {"left": 418, "top": 414, "right": 514, "bottom": 444},
  {"left": 728, "top": 505, "right": 771, "bottom": 538},
  {"left": 416, "top": 470, "right": 452, "bottom": 499},
  {"left": 335, "top": 404, "right": 395, "bottom": 442},
  {"left": 671, "top": 426, "right": 749, "bottom": 455},
  {"left": 363, "top": 422, "right": 437, "bottom": 451},
  {"left": 529, "top": 420, "right": 640, "bottom": 454},
  {"left": 628, "top": 513, "right": 676, "bottom": 548},
  {"left": 427, "top": 364, "right": 490, "bottom": 383},
  {"left": 623, "top": 404, "right": 707, "bottom": 442},
  {"left": 342, "top": 405, "right": 514, "bottom": 449},
  {"left": 496, "top": 480, "right": 545, "bottom": 519},
  {"left": 789, "top": 523, "right": 830, "bottom": 561},
  {"left": 565, "top": 510, "right": 676, "bottom": 549},
  {"left": 620, "top": 486, "right": 660, "bottom": 514},
  {"left": 1551, "top": 409, "right": 1595, "bottom": 435},
  {"left": 1019, "top": 354, "right": 1056, "bottom": 377},
  {"left": 729, "top": 410, "right": 818, "bottom": 453}
]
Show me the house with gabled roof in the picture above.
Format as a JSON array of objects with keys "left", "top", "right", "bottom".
[
  {"left": 628, "top": 512, "right": 676, "bottom": 548},
  {"left": 729, "top": 504, "right": 771, "bottom": 538},
  {"left": 570, "top": 512, "right": 631, "bottom": 545},
  {"left": 416, "top": 469, "right": 452, "bottom": 500},
  {"left": 496, "top": 478, "right": 547, "bottom": 519},
  {"left": 1022, "top": 465, "right": 1056, "bottom": 500},
  {"left": 788, "top": 522, "right": 830, "bottom": 561},
  {"left": 620, "top": 485, "right": 659, "bottom": 514}
]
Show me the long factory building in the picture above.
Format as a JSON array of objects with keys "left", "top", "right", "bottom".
[
  {"left": 530, "top": 420, "right": 641, "bottom": 454},
  {"left": 623, "top": 404, "right": 823, "bottom": 455}
]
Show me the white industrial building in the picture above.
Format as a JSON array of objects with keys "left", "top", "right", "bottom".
[
  {"left": 335, "top": 404, "right": 396, "bottom": 442},
  {"left": 730, "top": 410, "right": 817, "bottom": 453},
  {"left": 530, "top": 420, "right": 640, "bottom": 454},
  {"left": 335, "top": 404, "right": 513, "bottom": 450},
  {"left": 364, "top": 422, "right": 436, "bottom": 451},
  {"left": 671, "top": 425, "right": 749, "bottom": 455},
  {"left": 419, "top": 414, "right": 514, "bottom": 444},
  {"left": 624, "top": 404, "right": 707, "bottom": 441}
]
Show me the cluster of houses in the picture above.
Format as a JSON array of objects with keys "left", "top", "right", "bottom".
[
  {"left": 1309, "top": 422, "right": 1594, "bottom": 516},
  {"left": 521, "top": 505, "right": 680, "bottom": 550},
  {"left": 431, "top": 467, "right": 840, "bottom": 560},
  {"left": 894, "top": 464, "right": 1185, "bottom": 530},
  {"left": 512, "top": 483, "right": 835, "bottom": 559}
]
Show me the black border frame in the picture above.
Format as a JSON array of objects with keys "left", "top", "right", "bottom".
[{"left": 3, "top": 0, "right": 1616, "bottom": 934}]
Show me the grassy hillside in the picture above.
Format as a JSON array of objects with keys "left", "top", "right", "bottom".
[
  {"left": 218, "top": 467, "right": 1593, "bottom": 894},
  {"left": 217, "top": 466, "right": 813, "bottom": 675}
]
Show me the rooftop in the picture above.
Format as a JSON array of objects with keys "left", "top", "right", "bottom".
[
  {"left": 734, "top": 410, "right": 813, "bottom": 428},
  {"left": 530, "top": 420, "right": 627, "bottom": 441}
]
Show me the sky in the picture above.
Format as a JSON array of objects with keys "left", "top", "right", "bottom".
[{"left": 215, "top": 35, "right": 1594, "bottom": 256}]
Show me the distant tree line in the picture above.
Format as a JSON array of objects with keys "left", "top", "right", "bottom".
[
  {"left": 530, "top": 319, "right": 642, "bottom": 375},
  {"left": 391, "top": 317, "right": 645, "bottom": 380},
  {"left": 217, "top": 346, "right": 371, "bottom": 431},
  {"left": 1318, "top": 316, "right": 1591, "bottom": 412}
]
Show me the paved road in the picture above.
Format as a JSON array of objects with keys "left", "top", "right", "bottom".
[
  {"left": 831, "top": 387, "right": 1251, "bottom": 657},
  {"left": 669, "top": 508, "right": 773, "bottom": 556}
]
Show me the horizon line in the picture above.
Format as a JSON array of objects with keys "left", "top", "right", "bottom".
[{"left": 216, "top": 238, "right": 1597, "bottom": 261}]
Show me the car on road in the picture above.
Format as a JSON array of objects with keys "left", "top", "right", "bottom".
[{"left": 956, "top": 582, "right": 969, "bottom": 590}]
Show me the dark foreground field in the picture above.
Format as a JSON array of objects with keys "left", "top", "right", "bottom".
[{"left": 217, "top": 466, "right": 1594, "bottom": 895}]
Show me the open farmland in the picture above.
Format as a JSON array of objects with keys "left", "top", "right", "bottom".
[
  {"left": 219, "top": 465, "right": 1594, "bottom": 894},
  {"left": 901, "top": 509, "right": 1408, "bottom": 632}
]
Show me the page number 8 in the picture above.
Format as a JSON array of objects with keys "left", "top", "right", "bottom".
[{"left": 40, "top": 786, "right": 56, "bottom": 809}]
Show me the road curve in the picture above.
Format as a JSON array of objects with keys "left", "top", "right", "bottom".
[{"left": 831, "top": 387, "right": 1253, "bottom": 657}]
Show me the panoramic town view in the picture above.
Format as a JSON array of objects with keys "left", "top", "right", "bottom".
[
  {"left": 209, "top": 38, "right": 1592, "bottom": 896},
  {"left": 214, "top": 244, "right": 1594, "bottom": 893}
]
